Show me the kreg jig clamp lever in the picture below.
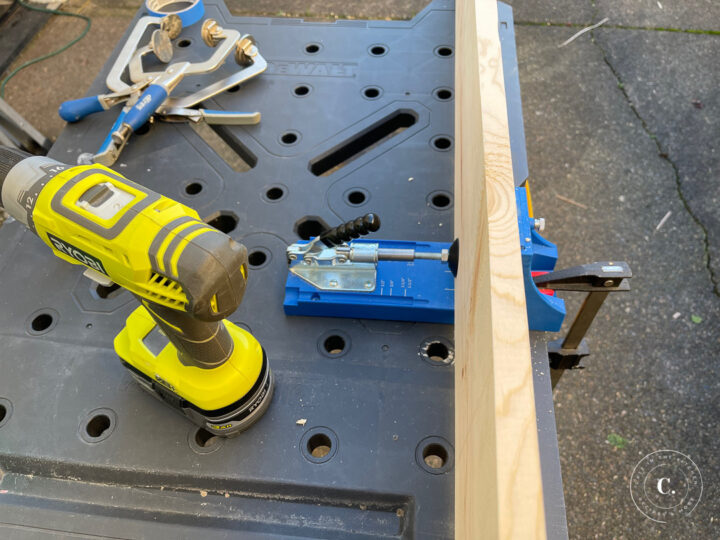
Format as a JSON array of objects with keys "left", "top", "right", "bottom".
[
  {"left": 0, "top": 146, "right": 274, "bottom": 435},
  {"left": 59, "top": 17, "right": 266, "bottom": 166}
]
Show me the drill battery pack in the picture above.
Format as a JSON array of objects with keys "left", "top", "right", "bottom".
[{"left": 115, "top": 305, "right": 274, "bottom": 436}]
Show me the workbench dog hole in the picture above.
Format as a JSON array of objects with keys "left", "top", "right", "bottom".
[
  {"left": 362, "top": 86, "right": 382, "bottom": 100},
  {"left": 318, "top": 330, "right": 350, "bottom": 358},
  {"left": 195, "top": 428, "right": 219, "bottom": 448},
  {"left": 294, "top": 216, "right": 329, "bottom": 240},
  {"left": 434, "top": 45, "right": 453, "bottom": 57},
  {"left": 423, "top": 444, "right": 448, "bottom": 469},
  {"left": 433, "top": 88, "right": 453, "bottom": 101},
  {"left": 31, "top": 313, "right": 53, "bottom": 332},
  {"left": 205, "top": 211, "right": 238, "bottom": 233},
  {"left": 426, "top": 342, "right": 449, "bottom": 362},
  {"left": 368, "top": 44, "right": 388, "bottom": 56},
  {"left": 280, "top": 131, "right": 300, "bottom": 146},
  {"left": 293, "top": 85, "right": 311, "bottom": 97},
  {"left": 79, "top": 408, "right": 116, "bottom": 443},
  {"left": 431, "top": 136, "right": 453, "bottom": 151},
  {"left": 346, "top": 189, "right": 367, "bottom": 206},
  {"left": 300, "top": 427, "right": 339, "bottom": 463},
  {"left": 188, "top": 426, "right": 225, "bottom": 454},
  {"left": 86, "top": 414, "right": 110, "bottom": 438},
  {"left": 309, "top": 433, "right": 332, "bottom": 458},
  {"left": 420, "top": 337, "right": 454, "bottom": 366},
  {"left": 415, "top": 436, "right": 454, "bottom": 474},
  {"left": 26, "top": 308, "right": 59, "bottom": 335},
  {"left": 264, "top": 186, "right": 285, "bottom": 201},
  {"left": 248, "top": 249, "right": 270, "bottom": 269},
  {"left": 323, "top": 335, "right": 346, "bottom": 355},
  {"left": 0, "top": 399, "right": 11, "bottom": 428},
  {"left": 428, "top": 191, "right": 453, "bottom": 210},
  {"left": 184, "top": 182, "right": 203, "bottom": 195}
]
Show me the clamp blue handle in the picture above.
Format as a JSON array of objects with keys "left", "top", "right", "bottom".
[
  {"left": 123, "top": 84, "right": 168, "bottom": 132},
  {"left": 58, "top": 96, "right": 104, "bottom": 123},
  {"left": 98, "top": 108, "right": 128, "bottom": 154},
  {"left": 95, "top": 85, "right": 166, "bottom": 156}
]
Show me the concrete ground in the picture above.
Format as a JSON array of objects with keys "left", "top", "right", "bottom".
[{"left": 1, "top": 0, "right": 718, "bottom": 538}]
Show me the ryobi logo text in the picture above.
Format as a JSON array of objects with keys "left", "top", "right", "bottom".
[{"left": 47, "top": 233, "right": 107, "bottom": 275}]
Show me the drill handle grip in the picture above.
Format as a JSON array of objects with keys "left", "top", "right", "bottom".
[{"left": 319, "top": 213, "right": 381, "bottom": 247}]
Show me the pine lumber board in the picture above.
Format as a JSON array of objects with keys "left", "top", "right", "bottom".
[{"left": 453, "top": 0, "right": 547, "bottom": 537}]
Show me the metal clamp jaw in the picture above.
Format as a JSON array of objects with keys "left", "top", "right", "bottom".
[
  {"left": 287, "top": 214, "right": 455, "bottom": 292},
  {"left": 287, "top": 214, "right": 382, "bottom": 292},
  {"left": 287, "top": 242, "right": 380, "bottom": 292},
  {"left": 533, "top": 261, "right": 632, "bottom": 387}
]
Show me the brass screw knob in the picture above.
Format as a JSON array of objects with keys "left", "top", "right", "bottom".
[
  {"left": 235, "top": 34, "right": 257, "bottom": 66},
  {"left": 201, "top": 19, "right": 225, "bottom": 47},
  {"left": 160, "top": 14, "right": 182, "bottom": 40}
]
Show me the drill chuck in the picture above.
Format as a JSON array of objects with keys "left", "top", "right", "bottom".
[{"left": 0, "top": 146, "right": 31, "bottom": 193}]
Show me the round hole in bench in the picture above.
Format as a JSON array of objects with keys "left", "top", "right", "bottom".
[
  {"left": 206, "top": 212, "right": 238, "bottom": 233},
  {"left": 426, "top": 341, "right": 449, "bottom": 362},
  {"left": 31, "top": 313, "right": 53, "bottom": 332},
  {"left": 185, "top": 182, "right": 203, "bottom": 195},
  {"left": 432, "top": 137, "right": 452, "bottom": 150},
  {"left": 308, "top": 432, "right": 332, "bottom": 458},
  {"left": 266, "top": 187, "right": 284, "bottom": 200},
  {"left": 86, "top": 414, "right": 111, "bottom": 438},
  {"left": 280, "top": 131, "right": 299, "bottom": 145},
  {"left": 248, "top": 251, "right": 267, "bottom": 267},
  {"left": 323, "top": 335, "right": 346, "bottom": 355},
  {"left": 363, "top": 86, "right": 381, "bottom": 99},
  {"left": 435, "top": 88, "right": 453, "bottom": 100},
  {"left": 293, "top": 85, "right": 310, "bottom": 96},
  {"left": 295, "top": 217, "right": 328, "bottom": 240},
  {"left": 423, "top": 442, "right": 448, "bottom": 469},
  {"left": 195, "top": 428, "right": 219, "bottom": 448},
  {"left": 347, "top": 190, "right": 366, "bottom": 205},
  {"left": 432, "top": 193, "right": 451, "bottom": 208}
]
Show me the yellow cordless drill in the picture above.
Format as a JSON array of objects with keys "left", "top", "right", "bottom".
[{"left": 0, "top": 146, "right": 273, "bottom": 436}]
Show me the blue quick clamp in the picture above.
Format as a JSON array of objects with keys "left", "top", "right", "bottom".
[{"left": 145, "top": 0, "right": 205, "bottom": 27}]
